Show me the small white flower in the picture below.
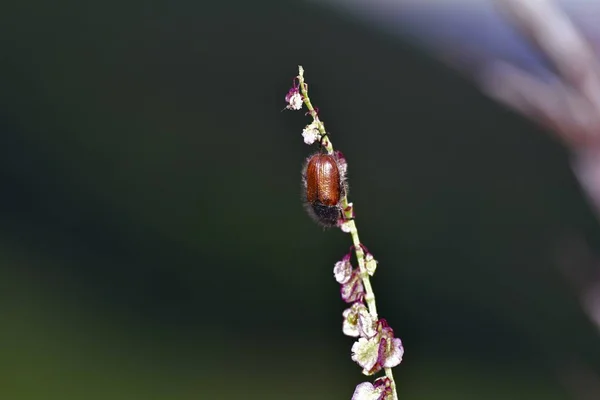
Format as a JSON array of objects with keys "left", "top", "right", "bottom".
[
  {"left": 379, "top": 324, "right": 404, "bottom": 368},
  {"left": 357, "top": 307, "right": 377, "bottom": 338},
  {"left": 334, "top": 257, "right": 353, "bottom": 284},
  {"left": 287, "top": 91, "right": 303, "bottom": 110},
  {"left": 343, "top": 306, "right": 360, "bottom": 337},
  {"left": 352, "top": 378, "right": 393, "bottom": 400},
  {"left": 343, "top": 302, "right": 370, "bottom": 337},
  {"left": 285, "top": 85, "right": 303, "bottom": 110},
  {"left": 351, "top": 336, "right": 380, "bottom": 375},
  {"left": 351, "top": 382, "right": 385, "bottom": 400},
  {"left": 364, "top": 253, "right": 378, "bottom": 276},
  {"left": 340, "top": 220, "right": 353, "bottom": 233},
  {"left": 341, "top": 271, "right": 364, "bottom": 303},
  {"left": 302, "top": 121, "right": 320, "bottom": 145},
  {"left": 385, "top": 338, "right": 403, "bottom": 367}
]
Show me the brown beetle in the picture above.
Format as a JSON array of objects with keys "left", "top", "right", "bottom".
[{"left": 302, "top": 152, "right": 347, "bottom": 227}]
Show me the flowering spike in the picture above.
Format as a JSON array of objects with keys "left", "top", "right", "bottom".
[{"left": 286, "top": 65, "right": 401, "bottom": 400}]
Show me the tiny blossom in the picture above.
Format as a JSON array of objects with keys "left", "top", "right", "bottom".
[
  {"left": 357, "top": 307, "right": 377, "bottom": 338},
  {"left": 364, "top": 253, "right": 378, "bottom": 276},
  {"left": 302, "top": 121, "right": 321, "bottom": 145},
  {"left": 342, "top": 305, "right": 361, "bottom": 337},
  {"left": 339, "top": 219, "right": 353, "bottom": 233},
  {"left": 352, "top": 320, "right": 404, "bottom": 375},
  {"left": 351, "top": 378, "right": 393, "bottom": 400},
  {"left": 341, "top": 270, "right": 365, "bottom": 303},
  {"left": 378, "top": 322, "right": 404, "bottom": 368},
  {"left": 285, "top": 84, "right": 303, "bottom": 110},
  {"left": 342, "top": 302, "right": 373, "bottom": 337},
  {"left": 334, "top": 254, "right": 353, "bottom": 284},
  {"left": 351, "top": 336, "right": 381, "bottom": 375}
]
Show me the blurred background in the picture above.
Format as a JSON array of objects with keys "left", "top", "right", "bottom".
[{"left": 2, "top": 0, "right": 600, "bottom": 399}]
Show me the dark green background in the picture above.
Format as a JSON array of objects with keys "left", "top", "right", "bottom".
[{"left": 1, "top": 1, "right": 599, "bottom": 399}]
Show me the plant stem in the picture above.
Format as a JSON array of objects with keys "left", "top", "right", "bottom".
[{"left": 297, "top": 65, "right": 398, "bottom": 400}]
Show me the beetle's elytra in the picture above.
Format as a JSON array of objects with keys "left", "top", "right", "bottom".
[{"left": 302, "top": 152, "right": 347, "bottom": 227}]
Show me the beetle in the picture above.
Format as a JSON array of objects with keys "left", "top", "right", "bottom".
[{"left": 302, "top": 151, "right": 348, "bottom": 227}]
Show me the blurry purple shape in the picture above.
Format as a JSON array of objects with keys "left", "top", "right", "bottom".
[
  {"left": 318, "top": 0, "right": 600, "bottom": 214},
  {"left": 323, "top": 0, "right": 555, "bottom": 77}
]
